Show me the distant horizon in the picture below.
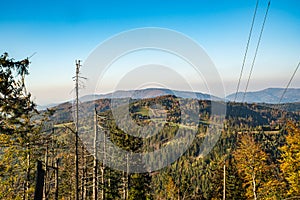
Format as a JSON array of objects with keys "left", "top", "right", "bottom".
[
  {"left": 92, "top": 86, "right": 300, "bottom": 97},
  {"left": 38, "top": 86, "right": 300, "bottom": 107}
]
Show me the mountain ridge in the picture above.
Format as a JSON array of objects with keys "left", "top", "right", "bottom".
[
  {"left": 226, "top": 88, "right": 300, "bottom": 104},
  {"left": 38, "top": 87, "right": 300, "bottom": 110},
  {"left": 79, "top": 88, "right": 221, "bottom": 103}
]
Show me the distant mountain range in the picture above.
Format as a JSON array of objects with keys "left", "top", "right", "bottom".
[
  {"left": 37, "top": 103, "right": 61, "bottom": 111},
  {"left": 79, "top": 88, "right": 221, "bottom": 103},
  {"left": 80, "top": 88, "right": 300, "bottom": 104},
  {"left": 226, "top": 88, "right": 300, "bottom": 104},
  {"left": 37, "top": 87, "right": 300, "bottom": 110}
]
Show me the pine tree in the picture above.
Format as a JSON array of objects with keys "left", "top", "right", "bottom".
[{"left": 0, "top": 53, "right": 46, "bottom": 199}]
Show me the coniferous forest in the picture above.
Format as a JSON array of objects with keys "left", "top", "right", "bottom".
[{"left": 1, "top": 53, "right": 300, "bottom": 200}]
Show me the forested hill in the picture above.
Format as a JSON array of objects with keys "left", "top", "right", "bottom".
[
  {"left": 49, "top": 95, "right": 300, "bottom": 126},
  {"left": 39, "top": 95, "right": 300, "bottom": 199}
]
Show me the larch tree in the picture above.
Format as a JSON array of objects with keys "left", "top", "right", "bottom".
[
  {"left": 233, "top": 133, "right": 270, "bottom": 200},
  {"left": 280, "top": 122, "right": 300, "bottom": 197}
]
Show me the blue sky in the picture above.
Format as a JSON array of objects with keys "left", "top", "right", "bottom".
[{"left": 0, "top": 0, "right": 299, "bottom": 104}]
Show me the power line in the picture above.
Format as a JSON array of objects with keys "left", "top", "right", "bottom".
[
  {"left": 278, "top": 61, "right": 300, "bottom": 104},
  {"left": 242, "top": 0, "right": 271, "bottom": 102},
  {"left": 234, "top": 0, "right": 259, "bottom": 102}
]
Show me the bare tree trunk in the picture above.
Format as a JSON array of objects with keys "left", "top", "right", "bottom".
[
  {"left": 252, "top": 173, "right": 257, "bottom": 200},
  {"left": 81, "top": 145, "right": 84, "bottom": 200},
  {"left": 43, "top": 145, "right": 48, "bottom": 200},
  {"left": 75, "top": 60, "right": 81, "bottom": 200},
  {"left": 126, "top": 154, "right": 129, "bottom": 200},
  {"left": 26, "top": 149, "right": 31, "bottom": 200},
  {"left": 54, "top": 159, "right": 59, "bottom": 200},
  {"left": 82, "top": 145, "right": 87, "bottom": 200},
  {"left": 93, "top": 109, "right": 98, "bottom": 200},
  {"left": 101, "top": 128, "right": 106, "bottom": 200},
  {"left": 223, "top": 164, "right": 226, "bottom": 200},
  {"left": 101, "top": 166, "right": 105, "bottom": 200},
  {"left": 123, "top": 171, "right": 126, "bottom": 200},
  {"left": 123, "top": 154, "right": 129, "bottom": 200},
  {"left": 34, "top": 161, "right": 45, "bottom": 200}
]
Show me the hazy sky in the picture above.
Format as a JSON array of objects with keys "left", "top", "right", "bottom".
[{"left": 0, "top": 0, "right": 299, "bottom": 105}]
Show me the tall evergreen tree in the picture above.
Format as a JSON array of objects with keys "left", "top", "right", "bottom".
[{"left": 0, "top": 53, "right": 43, "bottom": 199}]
